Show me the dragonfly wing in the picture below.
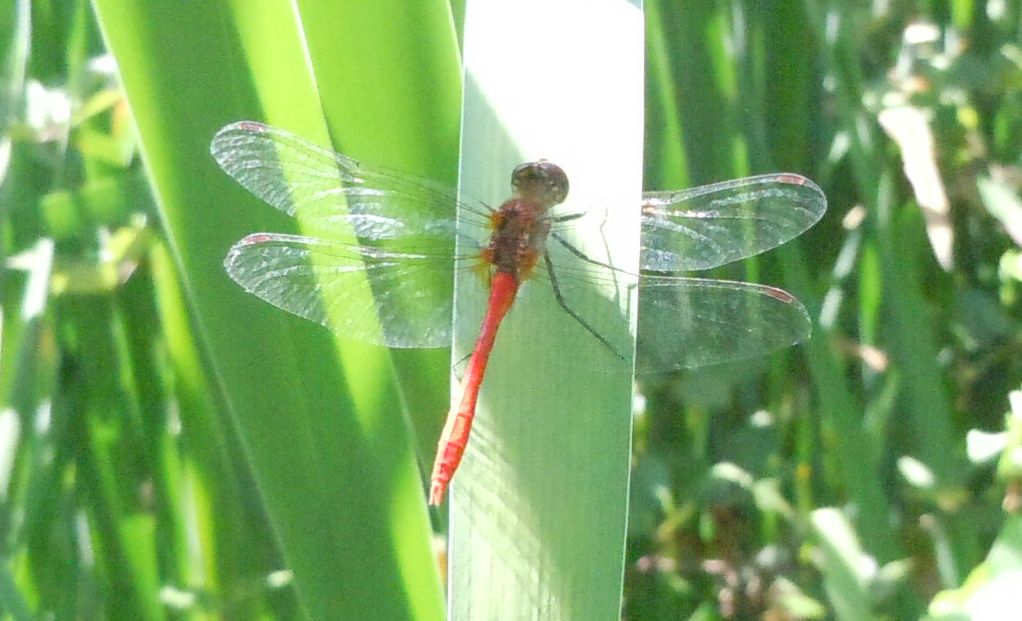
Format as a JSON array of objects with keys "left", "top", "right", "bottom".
[
  {"left": 641, "top": 173, "right": 826, "bottom": 272},
  {"left": 635, "top": 275, "right": 811, "bottom": 373},
  {"left": 211, "top": 121, "right": 490, "bottom": 240},
  {"left": 225, "top": 233, "right": 459, "bottom": 348}
]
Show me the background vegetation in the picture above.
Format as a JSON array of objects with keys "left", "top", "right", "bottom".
[{"left": 1, "top": 0, "right": 1020, "bottom": 619}]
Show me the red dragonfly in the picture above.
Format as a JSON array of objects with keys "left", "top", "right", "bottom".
[{"left": 211, "top": 121, "right": 826, "bottom": 505}]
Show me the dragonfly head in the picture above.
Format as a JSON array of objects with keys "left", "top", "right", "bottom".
[{"left": 512, "top": 160, "right": 569, "bottom": 207}]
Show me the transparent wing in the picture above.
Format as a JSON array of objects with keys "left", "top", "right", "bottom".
[
  {"left": 635, "top": 275, "right": 811, "bottom": 372},
  {"left": 539, "top": 232, "right": 812, "bottom": 371},
  {"left": 211, "top": 121, "right": 491, "bottom": 240},
  {"left": 224, "top": 233, "right": 470, "bottom": 348},
  {"left": 641, "top": 173, "right": 826, "bottom": 272}
]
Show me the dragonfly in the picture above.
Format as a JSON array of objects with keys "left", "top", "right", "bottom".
[{"left": 211, "top": 121, "right": 827, "bottom": 505}]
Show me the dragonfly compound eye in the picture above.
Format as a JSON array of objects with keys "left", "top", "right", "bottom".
[{"left": 512, "top": 161, "right": 569, "bottom": 206}]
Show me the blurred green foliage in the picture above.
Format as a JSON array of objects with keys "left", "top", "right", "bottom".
[{"left": 1, "top": 0, "right": 1021, "bottom": 620}]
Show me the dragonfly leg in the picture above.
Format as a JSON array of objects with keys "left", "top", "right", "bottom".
[
  {"left": 543, "top": 252, "right": 627, "bottom": 361},
  {"left": 551, "top": 211, "right": 585, "bottom": 223},
  {"left": 550, "top": 232, "right": 628, "bottom": 274},
  {"left": 451, "top": 350, "right": 472, "bottom": 379}
]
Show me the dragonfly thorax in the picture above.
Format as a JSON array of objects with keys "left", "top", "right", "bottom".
[{"left": 484, "top": 198, "right": 553, "bottom": 279}]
